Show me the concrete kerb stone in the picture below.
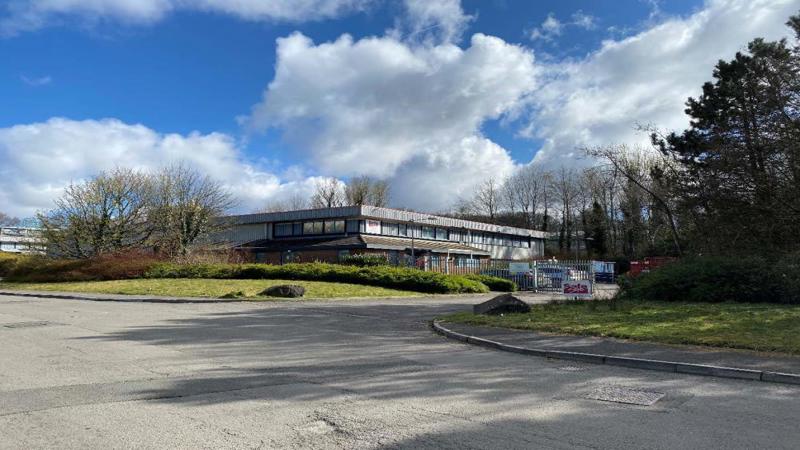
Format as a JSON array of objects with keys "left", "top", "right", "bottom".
[{"left": 431, "top": 320, "right": 800, "bottom": 386}]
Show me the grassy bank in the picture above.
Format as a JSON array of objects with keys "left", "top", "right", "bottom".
[
  {"left": 0, "top": 278, "right": 423, "bottom": 300},
  {"left": 441, "top": 300, "right": 800, "bottom": 354}
]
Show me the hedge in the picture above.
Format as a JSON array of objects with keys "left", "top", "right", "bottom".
[
  {"left": 463, "top": 274, "right": 517, "bottom": 292},
  {"left": 145, "top": 262, "right": 490, "bottom": 294},
  {"left": 620, "top": 255, "right": 800, "bottom": 304},
  {"left": 338, "top": 254, "right": 391, "bottom": 267}
]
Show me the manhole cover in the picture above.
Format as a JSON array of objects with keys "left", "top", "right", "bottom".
[
  {"left": 586, "top": 386, "right": 665, "bottom": 406},
  {"left": 3, "top": 321, "right": 52, "bottom": 329}
]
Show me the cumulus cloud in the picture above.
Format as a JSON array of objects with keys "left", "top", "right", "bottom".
[
  {"left": 0, "top": 0, "right": 373, "bottom": 35},
  {"left": 247, "top": 31, "right": 536, "bottom": 209},
  {"left": 0, "top": 118, "right": 318, "bottom": 216},
  {"left": 526, "top": 0, "right": 800, "bottom": 166}
]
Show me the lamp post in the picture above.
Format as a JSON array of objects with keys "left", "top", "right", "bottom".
[{"left": 408, "top": 216, "right": 437, "bottom": 268}]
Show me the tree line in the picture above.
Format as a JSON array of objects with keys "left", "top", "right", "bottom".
[
  {"left": 456, "top": 12, "right": 800, "bottom": 260},
  {"left": 260, "top": 175, "right": 390, "bottom": 212}
]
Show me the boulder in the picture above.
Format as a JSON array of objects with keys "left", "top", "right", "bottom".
[
  {"left": 261, "top": 285, "right": 305, "bottom": 298},
  {"left": 473, "top": 293, "right": 530, "bottom": 315}
]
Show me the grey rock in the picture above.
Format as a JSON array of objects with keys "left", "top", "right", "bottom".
[
  {"left": 473, "top": 293, "right": 531, "bottom": 315},
  {"left": 261, "top": 285, "right": 305, "bottom": 298}
]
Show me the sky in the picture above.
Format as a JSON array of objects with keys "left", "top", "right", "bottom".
[{"left": 1, "top": 0, "right": 799, "bottom": 217}]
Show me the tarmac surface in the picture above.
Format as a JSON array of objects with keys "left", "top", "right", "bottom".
[{"left": 1, "top": 292, "right": 798, "bottom": 449}]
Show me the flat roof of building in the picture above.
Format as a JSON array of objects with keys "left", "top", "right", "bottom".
[{"left": 227, "top": 205, "right": 547, "bottom": 238}]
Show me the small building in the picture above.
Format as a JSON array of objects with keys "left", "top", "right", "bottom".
[
  {"left": 222, "top": 206, "right": 546, "bottom": 264},
  {"left": 0, "top": 227, "right": 43, "bottom": 254}
]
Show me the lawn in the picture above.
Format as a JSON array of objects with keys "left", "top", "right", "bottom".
[
  {"left": 441, "top": 300, "right": 800, "bottom": 354},
  {"left": 0, "top": 278, "right": 423, "bottom": 300}
]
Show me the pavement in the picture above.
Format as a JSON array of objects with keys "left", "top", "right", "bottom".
[
  {"left": 439, "top": 322, "right": 800, "bottom": 376},
  {"left": 1, "top": 292, "right": 799, "bottom": 449}
]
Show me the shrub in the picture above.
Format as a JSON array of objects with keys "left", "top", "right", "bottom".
[
  {"left": 5, "top": 251, "right": 163, "bottom": 282},
  {"left": 621, "top": 256, "right": 799, "bottom": 304},
  {"left": 146, "top": 262, "right": 489, "bottom": 294},
  {"left": 0, "top": 253, "right": 26, "bottom": 277},
  {"left": 464, "top": 274, "right": 517, "bottom": 291},
  {"left": 338, "top": 254, "right": 391, "bottom": 267}
]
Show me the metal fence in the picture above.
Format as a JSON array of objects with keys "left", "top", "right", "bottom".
[{"left": 403, "top": 257, "right": 609, "bottom": 292}]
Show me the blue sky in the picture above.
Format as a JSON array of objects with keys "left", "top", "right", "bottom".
[{"left": 1, "top": 0, "right": 798, "bottom": 216}]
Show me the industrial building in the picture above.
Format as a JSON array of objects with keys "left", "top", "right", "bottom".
[
  {"left": 222, "top": 206, "right": 546, "bottom": 264},
  {"left": 0, "top": 227, "right": 43, "bottom": 253}
]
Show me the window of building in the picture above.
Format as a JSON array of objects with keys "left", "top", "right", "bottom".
[
  {"left": 435, "top": 228, "right": 448, "bottom": 240},
  {"left": 292, "top": 223, "right": 303, "bottom": 235},
  {"left": 324, "top": 220, "right": 345, "bottom": 234},
  {"left": 421, "top": 226, "right": 435, "bottom": 239},
  {"left": 382, "top": 222, "right": 399, "bottom": 236},
  {"left": 398, "top": 223, "right": 408, "bottom": 236},
  {"left": 274, "top": 223, "right": 293, "bottom": 237},
  {"left": 303, "top": 221, "right": 324, "bottom": 235},
  {"left": 346, "top": 220, "right": 360, "bottom": 233}
]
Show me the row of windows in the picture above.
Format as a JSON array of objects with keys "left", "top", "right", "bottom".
[
  {"left": 274, "top": 220, "right": 346, "bottom": 237},
  {"left": 273, "top": 219, "right": 531, "bottom": 248}
]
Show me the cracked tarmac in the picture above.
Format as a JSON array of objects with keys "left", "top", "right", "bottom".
[{"left": 0, "top": 294, "right": 798, "bottom": 449}]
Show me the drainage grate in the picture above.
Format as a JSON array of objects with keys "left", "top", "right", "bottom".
[
  {"left": 3, "top": 321, "right": 52, "bottom": 329},
  {"left": 586, "top": 386, "right": 665, "bottom": 406}
]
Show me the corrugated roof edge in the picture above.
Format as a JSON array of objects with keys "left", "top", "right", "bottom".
[{"left": 224, "top": 205, "right": 547, "bottom": 238}]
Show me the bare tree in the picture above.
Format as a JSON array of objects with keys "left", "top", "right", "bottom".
[
  {"left": 150, "top": 164, "right": 236, "bottom": 256},
  {"left": 368, "top": 179, "right": 390, "bottom": 207},
  {"left": 37, "top": 168, "right": 154, "bottom": 258},
  {"left": 344, "top": 176, "right": 390, "bottom": 207},
  {"left": 585, "top": 144, "right": 683, "bottom": 256},
  {"left": 260, "top": 192, "right": 308, "bottom": 213},
  {"left": 472, "top": 178, "right": 501, "bottom": 222},
  {"left": 344, "top": 176, "right": 371, "bottom": 206},
  {"left": 0, "top": 212, "right": 20, "bottom": 227},
  {"left": 310, "top": 178, "right": 345, "bottom": 208},
  {"left": 551, "top": 167, "right": 580, "bottom": 252},
  {"left": 505, "top": 165, "right": 546, "bottom": 228}
]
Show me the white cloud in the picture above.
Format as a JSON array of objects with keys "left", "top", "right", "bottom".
[
  {"left": 0, "top": 0, "right": 373, "bottom": 35},
  {"left": 0, "top": 118, "right": 318, "bottom": 216},
  {"left": 20, "top": 74, "right": 52, "bottom": 86},
  {"left": 394, "top": 0, "right": 472, "bottom": 44},
  {"left": 571, "top": 10, "right": 597, "bottom": 30},
  {"left": 529, "top": 11, "right": 598, "bottom": 42},
  {"left": 247, "top": 31, "right": 536, "bottom": 210},
  {"left": 526, "top": 0, "right": 800, "bottom": 166},
  {"left": 529, "top": 13, "right": 562, "bottom": 41}
]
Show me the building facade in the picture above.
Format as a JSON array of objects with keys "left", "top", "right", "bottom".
[
  {"left": 221, "top": 206, "right": 546, "bottom": 264},
  {"left": 0, "top": 227, "right": 43, "bottom": 253}
]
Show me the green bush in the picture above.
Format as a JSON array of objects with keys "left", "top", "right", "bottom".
[
  {"left": 621, "top": 256, "right": 799, "bottom": 304},
  {"left": 464, "top": 274, "right": 517, "bottom": 291},
  {"left": 146, "top": 262, "right": 489, "bottom": 294},
  {"left": 338, "top": 254, "right": 391, "bottom": 267}
]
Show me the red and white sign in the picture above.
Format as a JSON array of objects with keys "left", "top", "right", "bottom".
[{"left": 562, "top": 280, "right": 593, "bottom": 298}]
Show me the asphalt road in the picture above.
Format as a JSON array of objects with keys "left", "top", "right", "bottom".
[{"left": 0, "top": 293, "right": 798, "bottom": 449}]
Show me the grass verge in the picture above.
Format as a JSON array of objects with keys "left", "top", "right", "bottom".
[
  {"left": 441, "top": 300, "right": 800, "bottom": 354},
  {"left": 0, "top": 278, "right": 423, "bottom": 300}
]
